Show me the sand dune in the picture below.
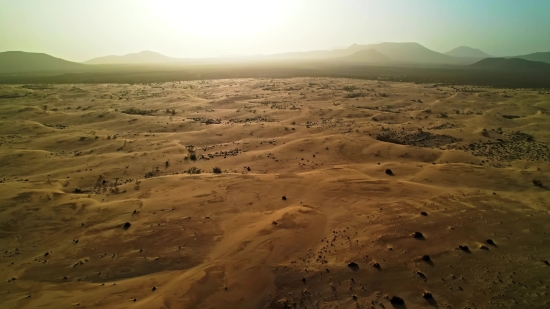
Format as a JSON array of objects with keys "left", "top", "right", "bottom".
[{"left": 1, "top": 78, "right": 549, "bottom": 309}]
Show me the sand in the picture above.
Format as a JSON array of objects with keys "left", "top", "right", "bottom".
[{"left": 0, "top": 78, "right": 549, "bottom": 309}]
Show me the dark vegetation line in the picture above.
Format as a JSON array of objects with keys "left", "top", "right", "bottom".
[{"left": 0, "top": 63, "right": 549, "bottom": 88}]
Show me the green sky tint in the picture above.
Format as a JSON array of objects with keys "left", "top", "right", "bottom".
[{"left": 1, "top": 0, "right": 549, "bottom": 62}]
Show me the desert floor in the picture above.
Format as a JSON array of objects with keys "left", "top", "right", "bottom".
[{"left": 0, "top": 78, "right": 549, "bottom": 309}]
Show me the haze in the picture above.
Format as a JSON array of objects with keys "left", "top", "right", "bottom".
[{"left": 1, "top": 0, "right": 549, "bottom": 62}]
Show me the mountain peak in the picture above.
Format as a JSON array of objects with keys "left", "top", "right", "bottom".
[
  {"left": 84, "top": 51, "right": 177, "bottom": 65},
  {"left": 446, "top": 46, "right": 490, "bottom": 58}
]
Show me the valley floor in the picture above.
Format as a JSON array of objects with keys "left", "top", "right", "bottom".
[{"left": 0, "top": 78, "right": 549, "bottom": 309}]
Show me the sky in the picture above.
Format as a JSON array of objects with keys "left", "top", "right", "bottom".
[{"left": 1, "top": 0, "right": 549, "bottom": 62}]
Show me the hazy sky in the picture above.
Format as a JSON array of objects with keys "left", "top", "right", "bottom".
[{"left": 1, "top": 0, "right": 549, "bottom": 62}]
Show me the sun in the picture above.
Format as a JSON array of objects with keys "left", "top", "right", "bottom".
[{"left": 142, "top": 0, "right": 289, "bottom": 40}]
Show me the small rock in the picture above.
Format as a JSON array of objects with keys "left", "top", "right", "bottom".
[
  {"left": 421, "top": 255, "right": 431, "bottom": 262},
  {"left": 458, "top": 245, "right": 469, "bottom": 252},
  {"left": 390, "top": 296, "right": 404, "bottom": 305},
  {"left": 413, "top": 231, "right": 424, "bottom": 239},
  {"left": 123, "top": 222, "right": 131, "bottom": 229},
  {"left": 152, "top": 287, "right": 157, "bottom": 291},
  {"left": 420, "top": 211, "right": 428, "bottom": 216},
  {"left": 486, "top": 239, "right": 495, "bottom": 245},
  {"left": 282, "top": 196, "right": 287, "bottom": 201},
  {"left": 385, "top": 169, "right": 394, "bottom": 176},
  {"left": 422, "top": 291, "right": 433, "bottom": 299},
  {"left": 348, "top": 262, "right": 358, "bottom": 268}
]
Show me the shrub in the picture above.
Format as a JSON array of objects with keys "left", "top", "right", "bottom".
[
  {"left": 187, "top": 167, "right": 201, "bottom": 174},
  {"left": 189, "top": 153, "right": 197, "bottom": 161},
  {"left": 212, "top": 167, "right": 222, "bottom": 174}
]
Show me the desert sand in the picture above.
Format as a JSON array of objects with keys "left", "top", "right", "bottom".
[{"left": 0, "top": 78, "right": 549, "bottom": 309}]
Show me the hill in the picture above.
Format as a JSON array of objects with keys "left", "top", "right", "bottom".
[
  {"left": 469, "top": 57, "right": 550, "bottom": 71},
  {"left": 511, "top": 51, "right": 550, "bottom": 64},
  {"left": 335, "top": 49, "right": 392, "bottom": 63},
  {"left": 84, "top": 51, "right": 179, "bottom": 65},
  {"left": 363, "top": 42, "right": 458, "bottom": 64},
  {"left": 445, "top": 46, "right": 491, "bottom": 58},
  {"left": 267, "top": 42, "right": 461, "bottom": 65},
  {"left": 0, "top": 51, "right": 87, "bottom": 74}
]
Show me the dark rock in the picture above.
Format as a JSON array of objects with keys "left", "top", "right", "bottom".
[
  {"left": 486, "top": 239, "right": 495, "bottom": 245},
  {"left": 123, "top": 222, "right": 131, "bottom": 230},
  {"left": 302, "top": 278, "right": 306, "bottom": 284},
  {"left": 390, "top": 296, "right": 404, "bottom": 305},
  {"left": 272, "top": 221, "right": 278, "bottom": 225},
  {"left": 385, "top": 169, "right": 394, "bottom": 176},
  {"left": 480, "top": 245, "right": 489, "bottom": 250},
  {"left": 421, "top": 255, "right": 431, "bottom": 262},
  {"left": 282, "top": 196, "right": 287, "bottom": 200},
  {"left": 348, "top": 262, "right": 358, "bottom": 269},
  {"left": 152, "top": 287, "right": 157, "bottom": 291},
  {"left": 44, "top": 252, "right": 49, "bottom": 256},
  {"left": 422, "top": 291, "right": 433, "bottom": 299},
  {"left": 413, "top": 231, "right": 424, "bottom": 238},
  {"left": 420, "top": 211, "right": 428, "bottom": 216},
  {"left": 458, "top": 245, "right": 469, "bottom": 252}
]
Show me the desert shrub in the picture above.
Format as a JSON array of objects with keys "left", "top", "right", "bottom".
[
  {"left": 212, "top": 167, "right": 222, "bottom": 174},
  {"left": 187, "top": 167, "right": 201, "bottom": 174},
  {"left": 121, "top": 108, "right": 156, "bottom": 116},
  {"left": 189, "top": 153, "right": 197, "bottom": 161}
]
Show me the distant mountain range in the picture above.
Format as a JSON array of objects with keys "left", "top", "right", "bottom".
[
  {"left": 0, "top": 51, "right": 86, "bottom": 74},
  {"left": 470, "top": 57, "right": 550, "bottom": 71},
  {"left": 510, "top": 52, "right": 550, "bottom": 64},
  {"left": 84, "top": 51, "right": 180, "bottom": 65},
  {"left": 445, "top": 46, "right": 491, "bottom": 58},
  {"left": 1, "top": 43, "right": 549, "bottom": 75}
]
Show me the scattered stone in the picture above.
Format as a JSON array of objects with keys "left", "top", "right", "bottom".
[
  {"left": 123, "top": 222, "right": 131, "bottom": 230},
  {"left": 543, "top": 260, "right": 549, "bottom": 266},
  {"left": 372, "top": 262, "right": 381, "bottom": 269},
  {"left": 421, "top": 255, "right": 431, "bottom": 262},
  {"left": 272, "top": 221, "right": 278, "bottom": 225},
  {"left": 44, "top": 252, "right": 49, "bottom": 256},
  {"left": 458, "top": 245, "right": 469, "bottom": 252},
  {"left": 282, "top": 196, "right": 287, "bottom": 201},
  {"left": 420, "top": 211, "right": 428, "bottom": 216},
  {"left": 302, "top": 278, "right": 306, "bottom": 284},
  {"left": 152, "top": 287, "right": 157, "bottom": 291},
  {"left": 413, "top": 231, "right": 424, "bottom": 239},
  {"left": 348, "top": 262, "right": 358, "bottom": 269},
  {"left": 385, "top": 169, "right": 394, "bottom": 176},
  {"left": 486, "top": 239, "right": 495, "bottom": 246},
  {"left": 133, "top": 298, "right": 137, "bottom": 302},
  {"left": 422, "top": 291, "right": 433, "bottom": 299}
]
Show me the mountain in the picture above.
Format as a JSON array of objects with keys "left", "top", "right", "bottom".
[
  {"left": 445, "top": 46, "right": 491, "bottom": 58},
  {"left": 336, "top": 49, "right": 392, "bottom": 63},
  {"left": 0, "top": 51, "right": 87, "bottom": 74},
  {"left": 84, "top": 51, "right": 179, "bottom": 65},
  {"left": 469, "top": 58, "right": 550, "bottom": 71},
  {"left": 365, "top": 42, "right": 458, "bottom": 64},
  {"left": 510, "top": 51, "right": 550, "bottom": 64},
  {"left": 266, "top": 42, "right": 460, "bottom": 65}
]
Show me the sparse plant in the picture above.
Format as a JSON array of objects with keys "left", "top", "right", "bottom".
[
  {"left": 212, "top": 167, "right": 222, "bottom": 174},
  {"left": 187, "top": 166, "right": 201, "bottom": 174},
  {"left": 189, "top": 153, "right": 197, "bottom": 161}
]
